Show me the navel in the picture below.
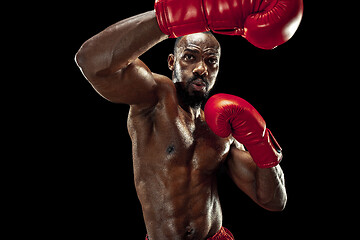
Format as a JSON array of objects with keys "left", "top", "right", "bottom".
[{"left": 185, "top": 226, "right": 194, "bottom": 238}]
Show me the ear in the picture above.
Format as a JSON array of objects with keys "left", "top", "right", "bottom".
[{"left": 168, "top": 54, "right": 175, "bottom": 71}]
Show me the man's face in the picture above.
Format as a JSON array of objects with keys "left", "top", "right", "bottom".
[{"left": 168, "top": 33, "right": 221, "bottom": 108}]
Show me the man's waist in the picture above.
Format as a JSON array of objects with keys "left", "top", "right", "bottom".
[{"left": 145, "top": 226, "right": 235, "bottom": 240}]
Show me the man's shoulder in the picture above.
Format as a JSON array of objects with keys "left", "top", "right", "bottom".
[
  {"left": 129, "top": 73, "right": 177, "bottom": 115},
  {"left": 153, "top": 73, "right": 175, "bottom": 91},
  {"left": 152, "top": 73, "right": 178, "bottom": 100}
]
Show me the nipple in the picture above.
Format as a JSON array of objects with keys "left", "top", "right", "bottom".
[{"left": 166, "top": 145, "right": 175, "bottom": 154}]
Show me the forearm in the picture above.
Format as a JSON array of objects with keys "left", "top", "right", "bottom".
[
  {"left": 75, "top": 10, "right": 167, "bottom": 77},
  {"left": 255, "top": 165, "right": 287, "bottom": 211}
]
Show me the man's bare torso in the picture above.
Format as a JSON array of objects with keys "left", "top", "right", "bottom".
[
  {"left": 127, "top": 76, "right": 232, "bottom": 240},
  {"left": 75, "top": 10, "right": 287, "bottom": 239}
]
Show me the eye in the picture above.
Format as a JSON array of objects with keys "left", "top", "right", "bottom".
[
  {"left": 183, "top": 54, "right": 195, "bottom": 61},
  {"left": 208, "top": 58, "right": 218, "bottom": 65}
]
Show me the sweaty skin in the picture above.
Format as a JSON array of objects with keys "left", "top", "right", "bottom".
[
  {"left": 129, "top": 33, "right": 228, "bottom": 239},
  {"left": 129, "top": 92, "right": 231, "bottom": 239},
  {"left": 75, "top": 11, "right": 287, "bottom": 240}
]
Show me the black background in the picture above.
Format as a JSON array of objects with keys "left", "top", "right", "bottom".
[{"left": 13, "top": 1, "right": 349, "bottom": 239}]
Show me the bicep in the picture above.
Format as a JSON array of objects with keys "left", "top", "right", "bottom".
[{"left": 87, "top": 58, "right": 160, "bottom": 106}]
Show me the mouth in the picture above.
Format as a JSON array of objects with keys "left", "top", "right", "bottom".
[{"left": 190, "top": 79, "right": 207, "bottom": 91}]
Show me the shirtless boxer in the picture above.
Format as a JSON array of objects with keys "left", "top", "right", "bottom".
[{"left": 75, "top": 1, "right": 303, "bottom": 239}]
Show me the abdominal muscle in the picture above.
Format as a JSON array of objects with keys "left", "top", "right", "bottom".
[
  {"left": 137, "top": 166, "right": 223, "bottom": 240},
  {"left": 127, "top": 86, "right": 231, "bottom": 240}
]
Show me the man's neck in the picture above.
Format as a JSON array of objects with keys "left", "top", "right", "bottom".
[
  {"left": 180, "top": 103, "right": 202, "bottom": 120},
  {"left": 174, "top": 82, "right": 204, "bottom": 119}
]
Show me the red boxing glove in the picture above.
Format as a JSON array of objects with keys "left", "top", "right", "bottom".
[
  {"left": 154, "top": 0, "right": 303, "bottom": 49},
  {"left": 205, "top": 0, "right": 304, "bottom": 49},
  {"left": 154, "top": 0, "right": 209, "bottom": 38},
  {"left": 204, "top": 93, "right": 282, "bottom": 168}
]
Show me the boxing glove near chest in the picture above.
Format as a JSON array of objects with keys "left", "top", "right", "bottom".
[{"left": 204, "top": 94, "right": 282, "bottom": 168}]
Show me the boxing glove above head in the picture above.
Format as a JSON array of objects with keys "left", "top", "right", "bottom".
[
  {"left": 154, "top": 0, "right": 303, "bottom": 49},
  {"left": 204, "top": 93, "right": 282, "bottom": 168},
  {"left": 154, "top": 0, "right": 210, "bottom": 38}
]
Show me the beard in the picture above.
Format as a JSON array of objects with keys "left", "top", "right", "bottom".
[{"left": 174, "top": 72, "right": 211, "bottom": 109}]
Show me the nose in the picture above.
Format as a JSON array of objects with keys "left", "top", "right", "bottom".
[{"left": 193, "top": 60, "right": 208, "bottom": 77}]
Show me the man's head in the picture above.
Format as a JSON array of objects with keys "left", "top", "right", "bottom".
[{"left": 168, "top": 32, "right": 221, "bottom": 108}]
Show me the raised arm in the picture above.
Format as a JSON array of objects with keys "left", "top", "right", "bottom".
[{"left": 75, "top": 10, "right": 168, "bottom": 106}]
